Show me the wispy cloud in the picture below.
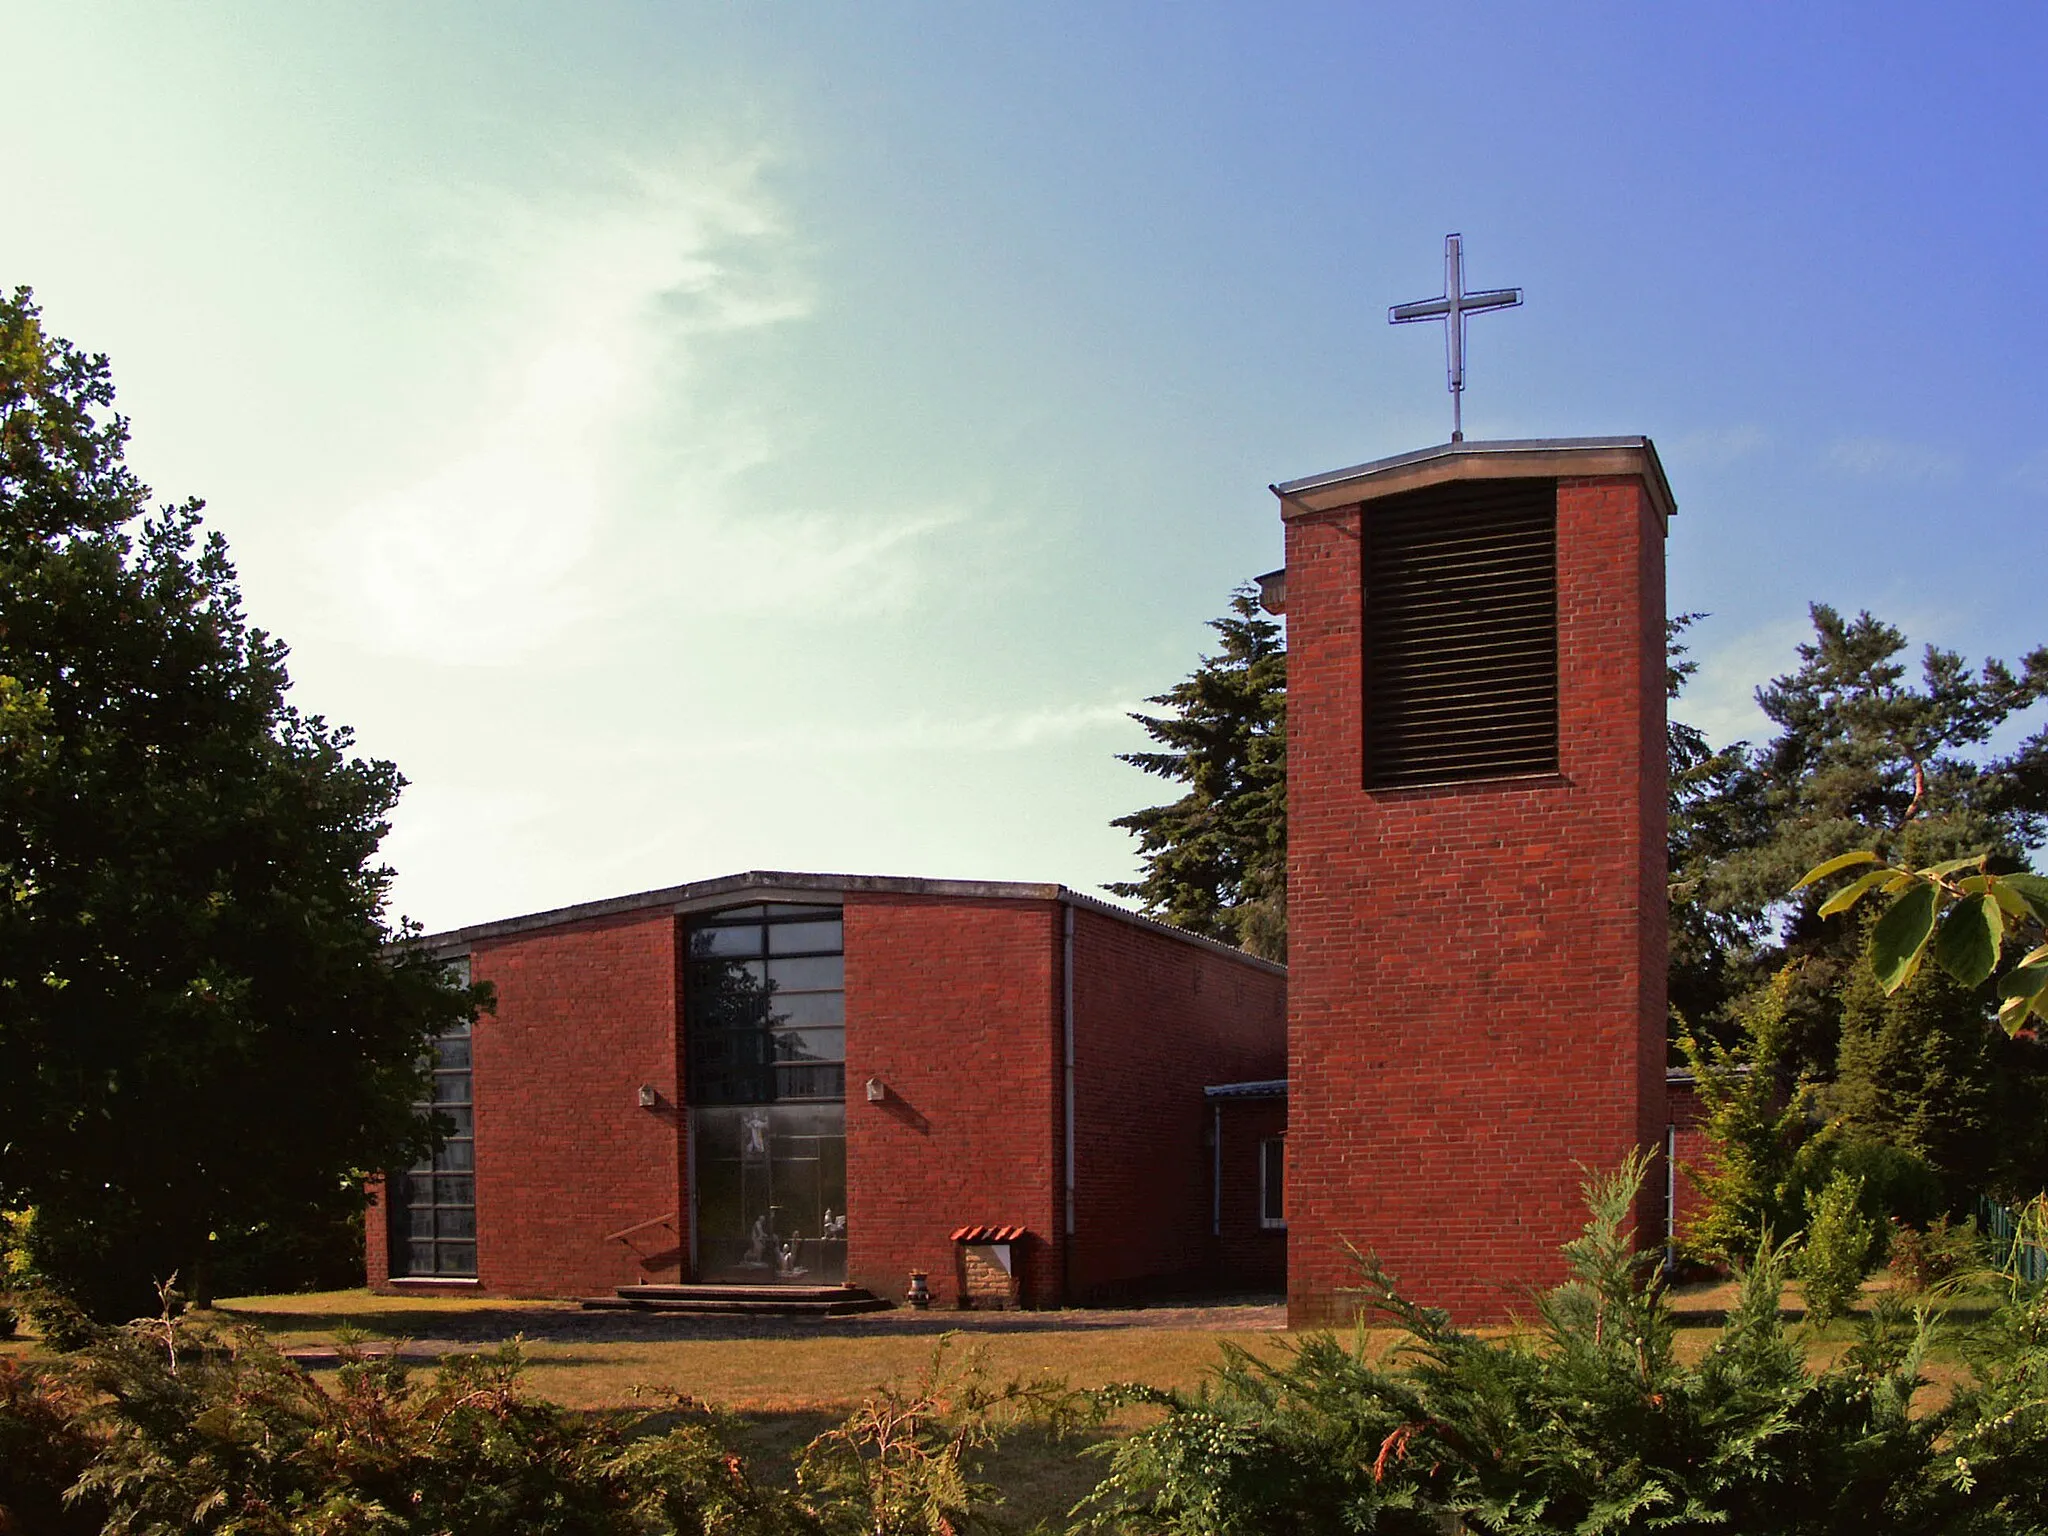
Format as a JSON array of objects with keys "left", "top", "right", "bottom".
[
  {"left": 1823, "top": 435, "right": 1959, "bottom": 483},
  {"left": 1672, "top": 616, "right": 1813, "bottom": 750},
  {"left": 2007, "top": 449, "right": 2048, "bottom": 495},
  {"left": 1664, "top": 424, "right": 1768, "bottom": 469},
  {"left": 315, "top": 153, "right": 964, "bottom": 665},
  {"left": 553, "top": 698, "right": 1142, "bottom": 764}
]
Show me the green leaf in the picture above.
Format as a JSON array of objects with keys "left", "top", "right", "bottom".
[
  {"left": 1870, "top": 882, "right": 1940, "bottom": 993},
  {"left": 1999, "top": 993, "right": 2035, "bottom": 1035},
  {"left": 1999, "top": 872, "right": 2048, "bottom": 925},
  {"left": 1818, "top": 867, "right": 1892, "bottom": 918},
  {"left": 1794, "top": 850, "right": 1882, "bottom": 889},
  {"left": 1990, "top": 881, "right": 2036, "bottom": 920},
  {"left": 1922, "top": 854, "right": 1988, "bottom": 878},
  {"left": 1998, "top": 961, "right": 2048, "bottom": 1002},
  {"left": 1931, "top": 893, "right": 2003, "bottom": 988}
]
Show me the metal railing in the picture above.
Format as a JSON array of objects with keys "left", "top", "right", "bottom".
[{"left": 1979, "top": 1194, "right": 2048, "bottom": 1287}]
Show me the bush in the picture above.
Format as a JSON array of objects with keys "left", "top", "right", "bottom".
[
  {"left": 1798, "top": 1168, "right": 1880, "bottom": 1329},
  {"left": 0, "top": 1294, "right": 1078, "bottom": 1536},
  {"left": 0, "top": 1356, "right": 102, "bottom": 1535},
  {"left": 1831, "top": 1135, "right": 1945, "bottom": 1235},
  {"left": 66, "top": 1312, "right": 802, "bottom": 1535},
  {"left": 794, "top": 1336, "right": 1088, "bottom": 1534},
  {"left": 1078, "top": 1154, "right": 2048, "bottom": 1535},
  {"left": 1889, "top": 1213, "right": 1987, "bottom": 1294}
]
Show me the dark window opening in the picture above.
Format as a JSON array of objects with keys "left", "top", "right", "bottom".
[
  {"left": 1260, "top": 1136, "right": 1286, "bottom": 1229},
  {"left": 1363, "top": 477, "right": 1558, "bottom": 788}
]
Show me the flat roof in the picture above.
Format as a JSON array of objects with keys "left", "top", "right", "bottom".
[
  {"left": 412, "top": 868, "right": 1286, "bottom": 975},
  {"left": 1204, "top": 1078, "right": 1288, "bottom": 1100},
  {"left": 1271, "top": 435, "right": 1675, "bottom": 531}
]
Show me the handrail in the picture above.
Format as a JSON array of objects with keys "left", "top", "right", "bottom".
[{"left": 605, "top": 1212, "right": 680, "bottom": 1245}]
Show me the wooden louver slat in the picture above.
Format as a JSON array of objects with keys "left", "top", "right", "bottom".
[{"left": 1364, "top": 478, "right": 1557, "bottom": 787}]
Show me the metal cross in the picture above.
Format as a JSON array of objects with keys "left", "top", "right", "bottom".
[{"left": 1389, "top": 233, "right": 1522, "bottom": 443}]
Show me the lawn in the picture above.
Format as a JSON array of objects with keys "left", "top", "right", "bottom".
[
  {"left": 202, "top": 1290, "right": 1298, "bottom": 1412},
  {"left": 0, "top": 1277, "right": 1997, "bottom": 1530}
]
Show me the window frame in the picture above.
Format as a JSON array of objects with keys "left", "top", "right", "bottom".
[
  {"left": 388, "top": 959, "right": 479, "bottom": 1279},
  {"left": 1258, "top": 1135, "right": 1286, "bottom": 1231}
]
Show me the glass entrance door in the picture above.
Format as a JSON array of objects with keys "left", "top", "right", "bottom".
[
  {"left": 692, "top": 1103, "right": 847, "bottom": 1283},
  {"left": 684, "top": 903, "right": 848, "bottom": 1285}
]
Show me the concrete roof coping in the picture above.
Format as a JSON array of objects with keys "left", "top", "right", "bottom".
[
  {"left": 1270, "top": 435, "right": 1675, "bottom": 532},
  {"left": 411, "top": 868, "right": 1286, "bottom": 976},
  {"left": 1204, "top": 1078, "right": 1289, "bottom": 1099}
]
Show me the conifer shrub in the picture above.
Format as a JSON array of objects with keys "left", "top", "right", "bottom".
[
  {"left": 1077, "top": 1155, "right": 2048, "bottom": 1535},
  {"left": 1797, "top": 1169, "right": 1881, "bottom": 1329}
]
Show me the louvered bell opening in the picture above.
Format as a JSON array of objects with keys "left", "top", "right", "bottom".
[{"left": 1363, "top": 479, "right": 1558, "bottom": 788}]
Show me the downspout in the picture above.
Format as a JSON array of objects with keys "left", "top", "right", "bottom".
[
  {"left": 1062, "top": 904, "right": 1077, "bottom": 1289},
  {"left": 1664, "top": 1121, "right": 1678, "bottom": 1274}
]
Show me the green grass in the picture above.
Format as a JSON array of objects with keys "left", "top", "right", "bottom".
[{"left": 203, "top": 1289, "right": 1295, "bottom": 1411}]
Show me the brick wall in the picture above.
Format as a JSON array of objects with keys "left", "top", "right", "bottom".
[
  {"left": 843, "top": 895, "right": 1066, "bottom": 1307},
  {"left": 367, "top": 907, "right": 686, "bottom": 1298},
  {"left": 1068, "top": 907, "right": 1287, "bottom": 1299},
  {"left": 1284, "top": 468, "right": 1668, "bottom": 1324}
]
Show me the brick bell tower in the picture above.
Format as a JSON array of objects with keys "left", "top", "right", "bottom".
[{"left": 1271, "top": 437, "right": 1673, "bottom": 1325}]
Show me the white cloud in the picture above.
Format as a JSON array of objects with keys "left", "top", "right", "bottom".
[
  {"left": 312, "top": 152, "right": 963, "bottom": 667},
  {"left": 1664, "top": 424, "right": 1768, "bottom": 469},
  {"left": 1823, "top": 435, "right": 1959, "bottom": 482},
  {"left": 537, "top": 697, "right": 1141, "bottom": 765},
  {"left": 2007, "top": 449, "right": 2048, "bottom": 495},
  {"left": 1673, "top": 616, "right": 1813, "bottom": 750}
]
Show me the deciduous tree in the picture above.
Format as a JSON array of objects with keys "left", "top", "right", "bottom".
[{"left": 0, "top": 288, "right": 477, "bottom": 1316}]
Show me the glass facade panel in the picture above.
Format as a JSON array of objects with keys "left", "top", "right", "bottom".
[
  {"left": 769, "top": 919, "right": 843, "bottom": 955},
  {"left": 770, "top": 991, "right": 845, "bottom": 1027},
  {"left": 388, "top": 957, "right": 478, "bottom": 1277},
  {"left": 766, "top": 954, "right": 843, "bottom": 992},
  {"left": 686, "top": 905, "right": 846, "bottom": 1284},
  {"left": 772, "top": 1027, "right": 844, "bottom": 1062}
]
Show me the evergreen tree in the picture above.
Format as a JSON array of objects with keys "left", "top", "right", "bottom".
[
  {"left": 0, "top": 288, "right": 478, "bottom": 1316},
  {"left": 1681, "top": 606, "right": 2047, "bottom": 1063},
  {"left": 1108, "top": 586, "right": 1287, "bottom": 961},
  {"left": 1667, "top": 614, "right": 1768, "bottom": 1035}
]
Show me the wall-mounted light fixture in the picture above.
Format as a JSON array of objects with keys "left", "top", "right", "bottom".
[
  {"left": 636, "top": 1084, "right": 659, "bottom": 1108},
  {"left": 865, "top": 1077, "right": 887, "bottom": 1103}
]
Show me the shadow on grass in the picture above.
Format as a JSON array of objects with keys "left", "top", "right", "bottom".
[{"left": 219, "top": 1295, "right": 1288, "bottom": 1348}]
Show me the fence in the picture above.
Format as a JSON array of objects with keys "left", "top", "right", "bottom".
[{"left": 1979, "top": 1194, "right": 2048, "bottom": 1287}]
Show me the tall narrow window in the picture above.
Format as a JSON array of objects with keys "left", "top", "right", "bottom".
[
  {"left": 1259, "top": 1136, "right": 1286, "bottom": 1230},
  {"left": 685, "top": 904, "right": 847, "bottom": 1284},
  {"left": 389, "top": 957, "right": 477, "bottom": 1277},
  {"left": 1364, "top": 477, "right": 1557, "bottom": 787}
]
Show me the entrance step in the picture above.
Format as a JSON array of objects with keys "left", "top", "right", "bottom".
[{"left": 582, "top": 1283, "right": 891, "bottom": 1317}]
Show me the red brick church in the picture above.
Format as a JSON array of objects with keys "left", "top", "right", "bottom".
[
  {"left": 373, "top": 435, "right": 1675, "bottom": 1323},
  {"left": 371, "top": 874, "right": 1287, "bottom": 1307}
]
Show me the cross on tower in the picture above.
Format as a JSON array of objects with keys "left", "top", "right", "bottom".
[{"left": 1389, "top": 233, "right": 1522, "bottom": 443}]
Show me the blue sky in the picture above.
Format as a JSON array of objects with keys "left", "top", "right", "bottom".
[{"left": 5, "top": 2, "right": 2044, "bottom": 931}]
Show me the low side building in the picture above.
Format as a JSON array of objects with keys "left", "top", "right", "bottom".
[{"left": 368, "top": 871, "right": 1287, "bottom": 1307}]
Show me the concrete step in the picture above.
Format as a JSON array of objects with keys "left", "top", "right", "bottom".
[{"left": 581, "top": 1283, "right": 891, "bottom": 1317}]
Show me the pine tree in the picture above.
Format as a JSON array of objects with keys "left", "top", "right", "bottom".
[{"left": 1108, "top": 586, "right": 1287, "bottom": 961}]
